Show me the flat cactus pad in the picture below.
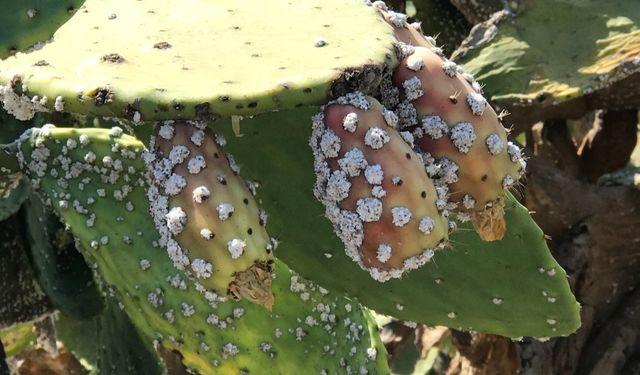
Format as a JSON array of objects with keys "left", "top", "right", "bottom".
[
  {"left": 453, "top": 0, "right": 640, "bottom": 126},
  {"left": 0, "top": 0, "right": 396, "bottom": 121},
  {"left": 0, "top": 0, "right": 84, "bottom": 59}
]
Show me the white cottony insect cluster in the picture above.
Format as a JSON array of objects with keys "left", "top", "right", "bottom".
[
  {"left": 145, "top": 120, "right": 276, "bottom": 307},
  {"left": 310, "top": 92, "right": 449, "bottom": 282},
  {"left": 16, "top": 125, "right": 147, "bottom": 252}
]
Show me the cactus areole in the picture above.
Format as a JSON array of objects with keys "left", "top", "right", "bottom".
[{"left": 0, "top": 2, "right": 581, "bottom": 372}]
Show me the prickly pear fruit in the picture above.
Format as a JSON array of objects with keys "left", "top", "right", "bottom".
[
  {"left": 310, "top": 92, "right": 449, "bottom": 282},
  {"left": 15, "top": 125, "right": 389, "bottom": 374},
  {"left": 390, "top": 46, "right": 526, "bottom": 241},
  {"left": 370, "top": 1, "right": 435, "bottom": 49},
  {"left": 148, "top": 120, "right": 275, "bottom": 308}
]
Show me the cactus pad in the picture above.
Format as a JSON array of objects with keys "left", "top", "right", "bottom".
[
  {"left": 310, "top": 93, "right": 449, "bottom": 281},
  {"left": 0, "top": 0, "right": 84, "bottom": 59},
  {"left": 453, "top": 0, "right": 640, "bottom": 125},
  {"left": 214, "top": 107, "right": 580, "bottom": 338},
  {"left": 0, "top": 0, "right": 396, "bottom": 121},
  {"left": 149, "top": 121, "right": 275, "bottom": 308},
  {"left": 17, "top": 125, "right": 389, "bottom": 374}
]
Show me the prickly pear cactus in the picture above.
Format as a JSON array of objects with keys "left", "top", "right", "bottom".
[
  {"left": 0, "top": 2, "right": 583, "bottom": 370},
  {"left": 149, "top": 120, "right": 276, "bottom": 308},
  {"left": 17, "top": 126, "right": 389, "bottom": 374}
]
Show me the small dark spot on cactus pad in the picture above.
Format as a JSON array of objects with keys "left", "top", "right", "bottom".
[
  {"left": 421, "top": 191, "right": 427, "bottom": 198},
  {"left": 251, "top": 53, "right": 261, "bottom": 58},
  {"left": 405, "top": 153, "right": 411, "bottom": 160},
  {"left": 214, "top": 153, "right": 220, "bottom": 159},
  {"left": 92, "top": 87, "right": 113, "bottom": 106},
  {"left": 248, "top": 102, "right": 258, "bottom": 108},
  {"left": 243, "top": 198, "right": 249, "bottom": 205},
  {"left": 101, "top": 53, "right": 125, "bottom": 63},
  {"left": 481, "top": 174, "right": 488, "bottom": 181},
  {"left": 194, "top": 102, "right": 219, "bottom": 121},
  {"left": 153, "top": 42, "right": 172, "bottom": 49},
  {"left": 314, "top": 39, "right": 328, "bottom": 47},
  {"left": 235, "top": 104, "right": 244, "bottom": 109},
  {"left": 247, "top": 228, "right": 253, "bottom": 235},
  {"left": 232, "top": 26, "right": 241, "bottom": 30},
  {"left": 303, "top": 88, "right": 312, "bottom": 93},
  {"left": 124, "top": 103, "right": 140, "bottom": 119},
  {"left": 295, "top": 103, "right": 304, "bottom": 108},
  {"left": 449, "top": 95, "right": 458, "bottom": 104},
  {"left": 34, "top": 60, "right": 49, "bottom": 66},
  {"left": 219, "top": 177, "right": 227, "bottom": 185},
  {"left": 172, "top": 101, "right": 184, "bottom": 111},
  {"left": 219, "top": 95, "right": 230, "bottom": 102}
]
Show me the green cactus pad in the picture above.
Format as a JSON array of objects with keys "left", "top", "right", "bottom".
[
  {"left": 452, "top": 0, "right": 640, "bottom": 123},
  {"left": 0, "top": 0, "right": 84, "bottom": 59},
  {"left": 0, "top": 0, "right": 396, "bottom": 121},
  {"left": 17, "top": 126, "right": 389, "bottom": 374},
  {"left": 21, "top": 195, "right": 104, "bottom": 320},
  {"left": 213, "top": 107, "right": 580, "bottom": 338}
]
